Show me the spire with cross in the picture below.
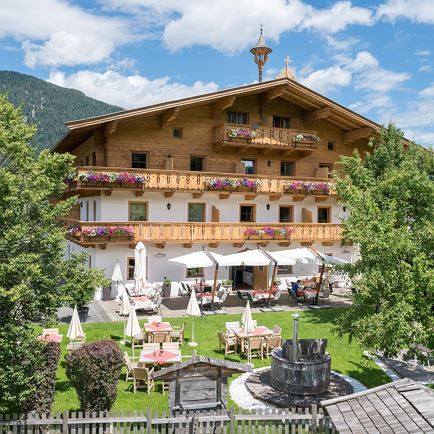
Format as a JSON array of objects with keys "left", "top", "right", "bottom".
[{"left": 276, "top": 55, "right": 296, "bottom": 80}]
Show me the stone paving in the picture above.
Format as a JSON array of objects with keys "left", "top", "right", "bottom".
[{"left": 57, "top": 289, "right": 352, "bottom": 324}]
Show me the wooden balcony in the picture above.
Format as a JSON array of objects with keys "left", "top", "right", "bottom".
[
  {"left": 65, "top": 220, "right": 342, "bottom": 248},
  {"left": 213, "top": 123, "right": 319, "bottom": 155},
  {"left": 67, "top": 167, "right": 334, "bottom": 199}
]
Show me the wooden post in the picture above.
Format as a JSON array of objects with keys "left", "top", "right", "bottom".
[
  {"left": 258, "top": 246, "right": 276, "bottom": 307},
  {"left": 308, "top": 246, "right": 325, "bottom": 305},
  {"left": 203, "top": 249, "right": 219, "bottom": 309},
  {"left": 146, "top": 408, "right": 152, "bottom": 434},
  {"left": 62, "top": 410, "right": 69, "bottom": 434},
  {"left": 311, "top": 404, "right": 318, "bottom": 434}
]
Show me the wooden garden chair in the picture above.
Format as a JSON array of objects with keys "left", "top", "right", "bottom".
[{"left": 132, "top": 366, "right": 155, "bottom": 394}]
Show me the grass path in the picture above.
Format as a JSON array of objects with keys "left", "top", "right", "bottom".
[{"left": 52, "top": 309, "right": 389, "bottom": 412}]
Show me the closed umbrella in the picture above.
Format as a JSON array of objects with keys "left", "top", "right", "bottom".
[
  {"left": 242, "top": 301, "right": 255, "bottom": 334},
  {"left": 186, "top": 290, "right": 201, "bottom": 347},
  {"left": 67, "top": 306, "right": 84, "bottom": 341},
  {"left": 124, "top": 306, "right": 141, "bottom": 357},
  {"left": 134, "top": 242, "right": 147, "bottom": 295},
  {"left": 111, "top": 262, "right": 123, "bottom": 300},
  {"left": 120, "top": 292, "right": 131, "bottom": 316}
]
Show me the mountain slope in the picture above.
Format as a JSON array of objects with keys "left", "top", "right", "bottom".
[{"left": 0, "top": 71, "right": 123, "bottom": 151}]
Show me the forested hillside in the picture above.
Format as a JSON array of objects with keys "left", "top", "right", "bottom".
[{"left": 0, "top": 71, "right": 123, "bottom": 151}]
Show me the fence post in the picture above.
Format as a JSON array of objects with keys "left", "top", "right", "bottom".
[
  {"left": 62, "top": 411, "right": 69, "bottom": 434},
  {"left": 229, "top": 408, "right": 235, "bottom": 434},
  {"left": 311, "top": 404, "right": 317, "bottom": 434},
  {"left": 146, "top": 408, "right": 152, "bottom": 434}
]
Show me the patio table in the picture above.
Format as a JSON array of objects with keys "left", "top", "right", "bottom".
[
  {"left": 197, "top": 293, "right": 222, "bottom": 304},
  {"left": 234, "top": 326, "right": 273, "bottom": 352},
  {"left": 139, "top": 348, "right": 181, "bottom": 365},
  {"left": 144, "top": 321, "right": 172, "bottom": 332},
  {"left": 37, "top": 333, "right": 63, "bottom": 343},
  {"left": 131, "top": 296, "right": 153, "bottom": 311},
  {"left": 253, "top": 290, "right": 274, "bottom": 301},
  {"left": 300, "top": 289, "right": 317, "bottom": 304}
]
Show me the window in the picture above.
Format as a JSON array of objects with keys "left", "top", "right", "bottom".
[
  {"left": 241, "top": 159, "right": 256, "bottom": 175},
  {"left": 85, "top": 155, "right": 89, "bottom": 165},
  {"left": 327, "top": 141, "right": 335, "bottom": 151},
  {"left": 188, "top": 203, "right": 205, "bottom": 222},
  {"left": 273, "top": 116, "right": 290, "bottom": 129},
  {"left": 279, "top": 206, "right": 293, "bottom": 223},
  {"left": 186, "top": 267, "right": 204, "bottom": 278},
  {"left": 317, "top": 207, "right": 331, "bottom": 223},
  {"left": 129, "top": 202, "right": 148, "bottom": 221},
  {"left": 280, "top": 161, "right": 295, "bottom": 177},
  {"left": 240, "top": 205, "right": 255, "bottom": 222},
  {"left": 127, "top": 258, "right": 135, "bottom": 280},
  {"left": 93, "top": 200, "right": 97, "bottom": 221},
  {"left": 92, "top": 152, "right": 97, "bottom": 166},
  {"left": 132, "top": 152, "right": 147, "bottom": 169},
  {"left": 319, "top": 163, "right": 333, "bottom": 178},
  {"left": 173, "top": 127, "right": 183, "bottom": 138},
  {"left": 85, "top": 201, "right": 89, "bottom": 221},
  {"left": 190, "top": 155, "right": 205, "bottom": 171},
  {"left": 227, "top": 111, "right": 248, "bottom": 125},
  {"left": 277, "top": 265, "right": 293, "bottom": 274}
]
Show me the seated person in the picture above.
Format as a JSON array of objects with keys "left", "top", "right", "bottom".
[{"left": 290, "top": 280, "right": 302, "bottom": 297}]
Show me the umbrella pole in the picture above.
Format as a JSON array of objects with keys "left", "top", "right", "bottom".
[
  {"left": 315, "top": 261, "right": 325, "bottom": 305},
  {"left": 210, "top": 263, "right": 219, "bottom": 311},
  {"left": 267, "top": 260, "right": 278, "bottom": 309},
  {"left": 188, "top": 317, "right": 198, "bottom": 347}
]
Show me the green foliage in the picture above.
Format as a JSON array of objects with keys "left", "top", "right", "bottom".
[
  {"left": 0, "top": 95, "right": 111, "bottom": 412},
  {"left": 62, "top": 253, "right": 110, "bottom": 309},
  {"left": 0, "top": 71, "right": 122, "bottom": 151},
  {"left": 24, "top": 342, "right": 61, "bottom": 413},
  {"left": 334, "top": 124, "right": 434, "bottom": 356},
  {"left": 65, "top": 340, "right": 123, "bottom": 411}
]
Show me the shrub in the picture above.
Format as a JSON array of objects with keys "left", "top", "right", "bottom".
[
  {"left": 24, "top": 341, "right": 61, "bottom": 413},
  {"left": 65, "top": 340, "right": 123, "bottom": 411}
]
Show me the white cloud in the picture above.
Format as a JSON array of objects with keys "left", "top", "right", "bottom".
[
  {"left": 415, "top": 50, "right": 431, "bottom": 57},
  {"left": 419, "top": 65, "right": 432, "bottom": 72},
  {"left": 300, "top": 66, "right": 351, "bottom": 93},
  {"left": 0, "top": 0, "right": 136, "bottom": 67},
  {"left": 47, "top": 70, "right": 219, "bottom": 109},
  {"left": 377, "top": 0, "right": 434, "bottom": 24},
  {"left": 101, "top": 0, "right": 374, "bottom": 53},
  {"left": 419, "top": 83, "right": 434, "bottom": 98}
]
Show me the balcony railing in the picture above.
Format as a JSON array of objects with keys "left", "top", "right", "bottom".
[
  {"left": 213, "top": 123, "right": 320, "bottom": 150},
  {"left": 65, "top": 220, "right": 342, "bottom": 245},
  {"left": 66, "top": 167, "right": 335, "bottom": 197}
]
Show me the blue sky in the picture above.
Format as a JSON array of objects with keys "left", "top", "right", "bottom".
[{"left": 1, "top": 0, "right": 434, "bottom": 146}]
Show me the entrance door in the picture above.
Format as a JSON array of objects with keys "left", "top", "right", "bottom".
[{"left": 253, "top": 266, "right": 268, "bottom": 290}]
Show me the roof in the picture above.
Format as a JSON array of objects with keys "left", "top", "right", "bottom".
[
  {"left": 52, "top": 77, "right": 386, "bottom": 153},
  {"left": 149, "top": 356, "right": 252, "bottom": 380},
  {"left": 322, "top": 378, "right": 434, "bottom": 434}
]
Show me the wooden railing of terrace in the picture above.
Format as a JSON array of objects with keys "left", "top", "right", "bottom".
[
  {"left": 0, "top": 406, "right": 337, "bottom": 433},
  {"left": 65, "top": 220, "right": 343, "bottom": 247}
]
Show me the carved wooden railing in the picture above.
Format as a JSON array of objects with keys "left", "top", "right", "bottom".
[
  {"left": 65, "top": 219, "right": 342, "bottom": 245},
  {"left": 213, "top": 123, "right": 320, "bottom": 149},
  {"left": 67, "top": 167, "right": 334, "bottom": 196}
]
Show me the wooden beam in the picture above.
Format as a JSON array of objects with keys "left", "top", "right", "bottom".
[
  {"left": 292, "top": 195, "right": 305, "bottom": 202},
  {"left": 322, "top": 241, "right": 334, "bottom": 246},
  {"left": 104, "top": 120, "right": 118, "bottom": 135},
  {"left": 279, "top": 241, "right": 291, "bottom": 247},
  {"left": 219, "top": 192, "right": 230, "bottom": 200},
  {"left": 315, "top": 196, "right": 327, "bottom": 202},
  {"left": 269, "top": 194, "right": 282, "bottom": 201},
  {"left": 104, "top": 189, "right": 113, "bottom": 196},
  {"left": 343, "top": 127, "right": 374, "bottom": 144},
  {"left": 244, "top": 193, "right": 257, "bottom": 200},
  {"left": 128, "top": 244, "right": 136, "bottom": 249},
  {"left": 211, "top": 96, "right": 236, "bottom": 118},
  {"left": 257, "top": 241, "right": 269, "bottom": 247},
  {"left": 192, "top": 192, "right": 204, "bottom": 199},
  {"left": 160, "top": 106, "right": 180, "bottom": 128},
  {"left": 301, "top": 241, "right": 313, "bottom": 246},
  {"left": 155, "top": 243, "right": 166, "bottom": 249},
  {"left": 209, "top": 242, "right": 219, "bottom": 248},
  {"left": 164, "top": 191, "right": 174, "bottom": 198},
  {"left": 99, "top": 243, "right": 107, "bottom": 250},
  {"left": 183, "top": 243, "right": 192, "bottom": 249},
  {"left": 303, "top": 106, "right": 332, "bottom": 124},
  {"left": 233, "top": 242, "right": 244, "bottom": 248},
  {"left": 135, "top": 190, "right": 144, "bottom": 197},
  {"left": 261, "top": 85, "right": 286, "bottom": 105}
]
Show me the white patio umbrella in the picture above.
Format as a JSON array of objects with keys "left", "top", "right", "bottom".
[
  {"left": 242, "top": 301, "right": 255, "bottom": 334},
  {"left": 119, "top": 291, "right": 131, "bottom": 316},
  {"left": 67, "top": 306, "right": 84, "bottom": 341},
  {"left": 134, "top": 242, "right": 147, "bottom": 295},
  {"left": 169, "top": 251, "right": 227, "bottom": 268},
  {"left": 186, "top": 290, "right": 201, "bottom": 347},
  {"left": 276, "top": 247, "right": 320, "bottom": 264},
  {"left": 223, "top": 248, "right": 271, "bottom": 266},
  {"left": 124, "top": 306, "right": 141, "bottom": 357},
  {"left": 111, "top": 262, "right": 123, "bottom": 300}
]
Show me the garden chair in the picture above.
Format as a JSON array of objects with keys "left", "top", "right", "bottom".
[
  {"left": 225, "top": 321, "right": 240, "bottom": 336},
  {"left": 149, "top": 295, "right": 163, "bottom": 316},
  {"left": 272, "top": 325, "right": 282, "bottom": 336},
  {"left": 170, "top": 321, "right": 186, "bottom": 345},
  {"left": 217, "top": 331, "right": 237, "bottom": 355},
  {"left": 150, "top": 331, "right": 170, "bottom": 344},
  {"left": 218, "top": 290, "right": 229, "bottom": 307},
  {"left": 318, "top": 285, "right": 332, "bottom": 304},
  {"left": 147, "top": 315, "right": 162, "bottom": 323},
  {"left": 244, "top": 337, "right": 263, "bottom": 362},
  {"left": 236, "top": 290, "right": 249, "bottom": 305},
  {"left": 132, "top": 366, "right": 155, "bottom": 394},
  {"left": 162, "top": 342, "right": 180, "bottom": 351},
  {"left": 263, "top": 335, "right": 281, "bottom": 358},
  {"left": 179, "top": 282, "right": 189, "bottom": 297},
  {"left": 123, "top": 351, "right": 137, "bottom": 382},
  {"left": 272, "top": 289, "right": 283, "bottom": 304},
  {"left": 132, "top": 333, "right": 145, "bottom": 349}
]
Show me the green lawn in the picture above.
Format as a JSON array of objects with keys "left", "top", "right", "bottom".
[{"left": 52, "top": 309, "right": 389, "bottom": 412}]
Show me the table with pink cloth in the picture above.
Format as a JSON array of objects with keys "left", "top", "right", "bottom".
[
  {"left": 253, "top": 290, "right": 274, "bottom": 301},
  {"left": 131, "top": 295, "right": 153, "bottom": 311},
  {"left": 196, "top": 293, "right": 221, "bottom": 305},
  {"left": 233, "top": 326, "right": 273, "bottom": 352},
  {"left": 37, "top": 333, "right": 63, "bottom": 343},
  {"left": 139, "top": 348, "right": 181, "bottom": 366}
]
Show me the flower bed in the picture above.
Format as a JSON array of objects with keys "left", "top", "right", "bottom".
[
  {"left": 286, "top": 181, "right": 331, "bottom": 195},
  {"left": 293, "top": 133, "right": 320, "bottom": 143},
  {"left": 65, "top": 171, "right": 146, "bottom": 186},
  {"left": 69, "top": 226, "right": 135, "bottom": 241},
  {"left": 228, "top": 128, "right": 256, "bottom": 139},
  {"left": 205, "top": 177, "right": 261, "bottom": 191},
  {"left": 244, "top": 227, "right": 294, "bottom": 239}
]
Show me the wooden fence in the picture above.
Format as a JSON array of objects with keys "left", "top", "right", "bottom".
[{"left": 0, "top": 406, "right": 337, "bottom": 434}]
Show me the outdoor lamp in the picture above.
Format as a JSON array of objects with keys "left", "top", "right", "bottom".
[
  {"left": 167, "top": 203, "right": 171, "bottom": 210},
  {"left": 266, "top": 203, "right": 270, "bottom": 210},
  {"left": 267, "top": 160, "right": 272, "bottom": 167}
]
